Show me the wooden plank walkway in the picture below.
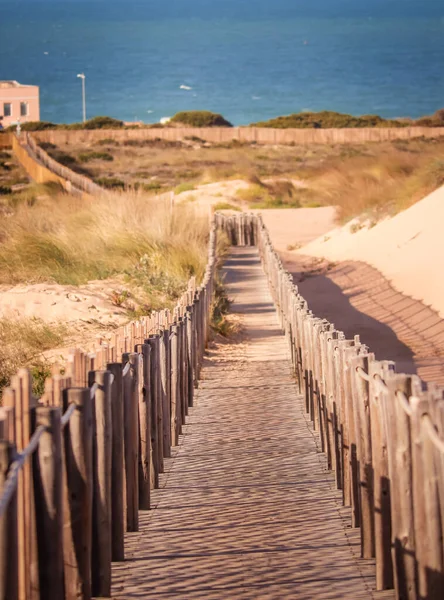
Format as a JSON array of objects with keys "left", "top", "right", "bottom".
[{"left": 112, "top": 248, "right": 394, "bottom": 600}]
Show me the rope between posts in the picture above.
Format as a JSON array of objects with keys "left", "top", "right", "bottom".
[
  {"left": 61, "top": 403, "right": 76, "bottom": 428},
  {"left": 122, "top": 362, "right": 131, "bottom": 377},
  {"left": 395, "top": 390, "right": 413, "bottom": 417},
  {"left": 356, "top": 366, "right": 371, "bottom": 382},
  {"left": 422, "top": 414, "right": 444, "bottom": 453},
  {"left": 0, "top": 425, "right": 46, "bottom": 518}
]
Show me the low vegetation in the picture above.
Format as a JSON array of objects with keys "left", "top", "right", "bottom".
[
  {"left": 251, "top": 111, "right": 408, "bottom": 129},
  {"left": 0, "top": 185, "right": 210, "bottom": 393},
  {"left": 213, "top": 201, "right": 241, "bottom": 211},
  {"left": 78, "top": 151, "right": 114, "bottom": 163},
  {"left": 0, "top": 317, "right": 67, "bottom": 398},
  {"left": 236, "top": 178, "right": 303, "bottom": 208},
  {"left": 6, "top": 116, "right": 125, "bottom": 132},
  {"left": 36, "top": 135, "right": 444, "bottom": 221},
  {"left": 0, "top": 149, "right": 29, "bottom": 190},
  {"left": 251, "top": 108, "right": 444, "bottom": 129},
  {"left": 0, "top": 186, "right": 209, "bottom": 291},
  {"left": 300, "top": 139, "right": 444, "bottom": 221},
  {"left": 170, "top": 111, "right": 233, "bottom": 127},
  {"left": 211, "top": 280, "right": 239, "bottom": 338}
]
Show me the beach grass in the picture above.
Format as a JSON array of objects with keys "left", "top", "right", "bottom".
[
  {"left": 0, "top": 187, "right": 209, "bottom": 293},
  {"left": 0, "top": 317, "right": 68, "bottom": 398}
]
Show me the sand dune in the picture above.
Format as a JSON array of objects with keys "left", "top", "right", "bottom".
[{"left": 300, "top": 184, "right": 444, "bottom": 318}]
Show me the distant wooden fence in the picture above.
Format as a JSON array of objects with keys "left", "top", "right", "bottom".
[
  {"left": 11, "top": 134, "right": 73, "bottom": 193},
  {"left": 217, "top": 213, "right": 444, "bottom": 600},
  {"left": 33, "top": 126, "right": 444, "bottom": 147},
  {"left": 0, "top": 223, "right": 217, "bottom": 600},
  {"left": 24, "top": 134, "right": 102, "bottom": 196},
  {"left": 12, "top": 133, "right": 174, "bottom": 202}
]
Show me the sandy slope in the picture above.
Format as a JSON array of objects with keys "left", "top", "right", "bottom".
[
  {"left": 300, "top": 184, "right": 444, "bottom": 318},
  {"left": 245, "top": 194, "right": 444, "bottom": 384}
]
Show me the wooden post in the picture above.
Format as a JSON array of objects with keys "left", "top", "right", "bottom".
[
  {"left": 178, "top": 318, "right": 187, "bottom": 428},
  {"left": 351, "top": 354, "right": 376, "bottom": 559},
  {"left": 9, "top": 369, "right": 39, "bottom": 600},
  {"left": 344, "top": 343, "right": 361, "bottom": 528},
  {"left": 63, "top": 387, "right": 93, "bottom": 600},
  {"left": 151, "top": 336, "right": 164, "bottom": 474},
  {"left": 106, "top": 363, "right": 125, "bottom": 561},
  {"left": 410, "top": 393, "right": 443, "bottom": 600},
  {"left": 0, "top": 441, "right": 19, "bottom": 600},
  {"left": 147, "top": 337, "right": 159, "bottom": 487},
  {"left": 170, "top": 325, "right": 179, "bottom": 447},
  {"left": 420, "top": 399, "right": 444, "bottom": 600},
  {"left": 136, "top": 343, "right": 151, "bottom": 508},
  {"left": 186, "top": 306, "right": 195, "bottom": 407},
  {"left": 383, "top": 375, "right": 416, "bottom": 600},
  {"left": 88, "top": 370, "right": 113, "bottom": 597},
  {"left": 123, "top": 354, "right": 139, "bottom": 532},
  {"left": 369, "top": 361, "right": 394, "bottom": 591},
  {"left": 32, "top": 407, "right": 64, "bottom": 600},
  {"left": 160, "top": 329, "right": 171, "bottom": 458}
]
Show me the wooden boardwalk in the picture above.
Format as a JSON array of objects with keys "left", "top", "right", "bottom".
[{"left": 112, "top": 248, "right": 394, "bottom": 599}]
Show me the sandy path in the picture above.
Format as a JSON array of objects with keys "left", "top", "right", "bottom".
[{"left": 112, "top": 248, "right": 391, "bottom": 599}]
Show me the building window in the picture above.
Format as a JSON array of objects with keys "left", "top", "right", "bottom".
[
  {"left": 3, "top": 103, "right": 11, "bottom": 117},
  {"left": 20, "top": 102, "right": 28, "bottom": 117}
]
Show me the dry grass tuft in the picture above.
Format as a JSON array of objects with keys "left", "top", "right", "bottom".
[
  {"left": 305, "top": 145, "right": 444, "bottom": 221},
  {"left": 0, "top": 188, "right": 210, "bottom": 393},
  {"left": 0, "top": 189, "right": 209, "bottom": 295},
  {"left": 0, "top": 318, "right": 68, "bottom": 397}
]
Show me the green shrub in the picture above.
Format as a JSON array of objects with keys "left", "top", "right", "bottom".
[
  {"left": 39, "top": 142, "right": 57, "bottom": 151},
  {"left": 7, "top": 121, "right": 57, "bottom": 132},
  {"left": 78, "top": 151, "right": 114, "bottom": 163},
  {"left": 65, "top": 116, "right": 124, "bottom": 130},
  {"left": 213, "top": 202, "right": 241, "bottom": 212},
  {"left": 94, "top": 176, "right": 126, "bottom": 189},
  {"left": 174, "top": 182, "right": 195, "bottom": 195},
  {"left": 96, "top": 138, "right": 119, "bottom": 146},
  {"left": 251, "top": 111, "right": 408, "bottom": 129},
  {"left": 134, "top": 181, "right": 163, "bottom": 192},
  {"left": 415, "top": 110, "right": 444, "bottom": 127},
  {"left": 170, "top": 111, "right": 232, "bottom": 127},
  {"left": 47, "top": 149, "right": 78, "bottom": 168}
]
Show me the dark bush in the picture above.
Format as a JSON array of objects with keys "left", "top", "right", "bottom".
[
  {"left": 65, "top": 116, "right": 124, "bottom": 130},
  {"left": 170, "top": 111, "right": 232, "bottom": 127},
  {"left": 96, "top": 138, "right": 119, "bottom": 146},
  {"left": 6, "top": 121, "right": 56, "bottom": 132},
  {"left": 78, "top": 151, "right": 114, "bottom": 163},
  {"left": 94, "top": 176, "right": 125, "bottom": 189},
  {"left": 251, "top": 111, "right": 408, "bottom": 129},
  {"left": 80, "top": 116, "right": 124, "bottom": 130},
  {"left": 0, "top": 185, "right": 12, "bottom": 195},
  {"left": 39, "top": 142, "right": 57, "bottom": 150},
  {"left": 133, "top": 181, "right": 163, "bottom": 192}
]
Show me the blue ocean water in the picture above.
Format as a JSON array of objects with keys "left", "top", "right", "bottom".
[{"left": 1, "top": 1, "right": 444, "bottom": 125}]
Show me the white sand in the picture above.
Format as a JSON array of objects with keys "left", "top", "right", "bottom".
[
  {"left": 299, "top": 185, "right": 444, "bottom": 317},
  {"left": 0, "top": 280, "right": 129, "bottom": 330}
]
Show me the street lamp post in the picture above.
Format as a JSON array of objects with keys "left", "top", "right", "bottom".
[{"left": 77, "top": 73, "right": 86, "bottom": 123}]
